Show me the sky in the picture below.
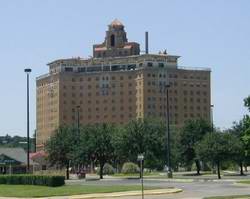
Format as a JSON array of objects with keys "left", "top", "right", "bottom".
[{"left": 0, "top": 0, "right": 249, "bottom": 137}]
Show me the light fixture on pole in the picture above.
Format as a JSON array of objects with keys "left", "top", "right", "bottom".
[
  {"left": 24, "top": 68, "right": 31, "bottom": 173},
  {"left": 76, "top": 105, "right": 80, "bottom": 138},
  {"left": 165, "top": 84, "right": 172, "bottom": 178},
  {"left": 137, "top": 154, "right": 144, "bottom": 199}
]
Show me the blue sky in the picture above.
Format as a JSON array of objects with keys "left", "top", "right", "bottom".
[{"left": 0, "top": 0, "right": 249, "bottom": 136}]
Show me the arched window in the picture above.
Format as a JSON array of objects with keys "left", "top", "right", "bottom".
[{"left": 111, "top": 34, "right": 115, "bottom": 47}]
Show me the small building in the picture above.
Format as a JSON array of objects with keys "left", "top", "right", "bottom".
[
  {"left": 0, "top": 147, "right": 35, "bottom": 174},
  {"left": 30, "top": 151, "right": 48, "bottom": 171}
]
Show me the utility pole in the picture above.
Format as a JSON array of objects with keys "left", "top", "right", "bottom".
[{"left": 24, "top": 68, "right": 31, "bottom": 173}]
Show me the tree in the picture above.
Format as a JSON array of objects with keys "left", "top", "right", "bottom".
[
  {"left": 118, "top": 118, "right": 167, "bottom": 170},
  {"left": 230, "top": 116, "right": 250, "bottom": 174},
  {"left": 195, "top": 132, "right": 242, "bottom": 179},
  {"left": 0, "top": 134, "right": 35, "bottom": 152},
  {"left": 80, "top": 123, "right": 117, "bottom": 179},
  {"left": 244, "top": 95, "right": 250, "bottom": 112},
  {"left": 179, "top": 119, "right": 212, "bottom": 174},
  {"left": 45, "top": 126, "right": 78, "bottom": 179}
]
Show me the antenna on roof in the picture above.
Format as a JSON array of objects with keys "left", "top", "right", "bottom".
[{"left": 145, "top": 31, "right": 149, "bottom": 54}]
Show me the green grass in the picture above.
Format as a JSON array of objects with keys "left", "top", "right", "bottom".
[
  {"left": 237, "top": 180, "right": 250, "bottom": 184},
  {"left": 204, "top": 195, "right": 250, "bottom": 199},
  {"left": 0, "top": 184, "right": 151, "bottom": 197}
]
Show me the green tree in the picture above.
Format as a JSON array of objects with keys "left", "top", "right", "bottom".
[
  {"left": 196, "top": 132, "right": 242, "bottom": 179},
  {"left": 244, "top": 95, "right": 250, "bottom": 111},
  {"left": 45, "top": 126, "right": 78, "bottom": 179},
  {"left": 179, "top": 119, "right": 212, "bottom": 174},
  {"left": 119, "top": 118, "right": 166, "bottom": 170},
  {"left": 231, "top": 116, "right": 250, "bottom": 174},
  {"left": 80, "top": 123, "right": 117, "bottom": 179}
]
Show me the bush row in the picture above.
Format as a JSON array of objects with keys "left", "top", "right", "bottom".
[{"left": 0, "top": 175, "right": 65, "bottom": 187}]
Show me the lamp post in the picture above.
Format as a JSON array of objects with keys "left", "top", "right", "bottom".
[
  {"left": 24, "top": 68, "right": 31, "bottom": 173},
  {"left": 76, "top": 105, "right": 80, "bottom": 138},
  {"left": 210, "top": 104, "right": 214, "bottom": 130},
  {"left": 165, "top": 84, "right": 172, "bottom": 178},
  {"left": 137, "top": 154, "right": 144, "bottom": 199}
]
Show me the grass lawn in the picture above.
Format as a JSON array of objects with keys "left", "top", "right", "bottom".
[
  {"left": 237, "top": 180, "right": 250, "bottom": 184},
  {"left": 0, "top": 184, "right": 152, "bottom": 197}
]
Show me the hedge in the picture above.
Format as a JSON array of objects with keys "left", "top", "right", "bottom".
[
  {"left": 0, "top": 175, "right": 65, "bottom": 187},
  {"left": 121, "top": 162, "right": 139, "bottom": 174}
]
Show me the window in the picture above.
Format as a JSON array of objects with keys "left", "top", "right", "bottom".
[
  {"left": 78, "top": 67, "right": 85, "bottom": 73},
  {"left": 111, "top": 34, "right": 115, "bottom": 47},
  {"left": 147, "top": 62, "right": 153, "bottom": 67},
  {"left": 158, "top": 63, "right": 164, "bottom": 68},
  {"left": 65, "top": 67, "right": 73, "bottom": 72}
]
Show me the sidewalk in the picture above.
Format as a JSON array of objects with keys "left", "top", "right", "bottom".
[
  {"left": 0, "top": 188, "right": 182, "bottom": 199},
  {"left": 70, "top": 188, "right": 182, "bottom": 199}
]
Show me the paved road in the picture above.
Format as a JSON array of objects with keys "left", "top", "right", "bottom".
[{"left": 67, "top": 178, "right": 250, "bottom": 199}]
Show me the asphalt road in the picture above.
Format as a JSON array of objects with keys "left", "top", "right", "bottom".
[{"left": 67, "top": 178, "right": 250, "bottom": 199}]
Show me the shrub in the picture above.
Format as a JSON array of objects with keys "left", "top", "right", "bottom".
[
  {"left": 97, "top": 163, "right": 115, "bottom": 175},
  {"left": 121, "top": 162, "right": 139, "bottom": 174},
  {"left": 103, "top": 163, "right": 115, "bottom": 175},
  {"left": 0, "top": 175, "right": 65, "bottom": 187}
]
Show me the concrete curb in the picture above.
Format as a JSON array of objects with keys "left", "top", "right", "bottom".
[
  {"left": 0, "top": 188, "right": 182, "bottom": 199},
  {"left": 69, "top": 188, "right": 183, "bottom": 199}
]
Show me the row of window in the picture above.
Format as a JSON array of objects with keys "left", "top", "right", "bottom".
[
  {"left": 147, "top": 73, "right": 208, "bottom": 80},
  {"left": 70, "top": 75, "right": 134, "bottom": 82},
  {"left": 147, "top": 104, "right": 208, "bottom": 111},
  {"left": 64, "top": 113, "right": 134, "bottom": 120},
  {"left": 63, "top": 90, "right": 137, "bottom": 97}
]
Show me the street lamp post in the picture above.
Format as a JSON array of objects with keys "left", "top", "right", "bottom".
[
  {"left": 210, "top": 104, "right": 214, "bottom": 130},
  {"left": 165, "top": 84, "right": 172, "bottom": 178},
  {"left": 137, "top": 154, "right": 144, "bottom": 199},
  {"left": 24, "top": 68, "right": 31, "bottom": 173},
  {"left": 76, "top": 105, "right": 80, "bottom": 138}
]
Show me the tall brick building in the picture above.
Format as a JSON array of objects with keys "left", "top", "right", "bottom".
[{"left": 36, "top": 19, "right": 211, "bottom": 150}]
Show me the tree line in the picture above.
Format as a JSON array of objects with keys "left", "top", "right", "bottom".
[{"left": 46, "top": 96, "right": 250, "bottom": 179}]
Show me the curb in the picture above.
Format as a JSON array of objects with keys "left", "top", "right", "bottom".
[
  {"left": 0, "top": 188, "right": 182, "bottom": 199},
  {"left": 69, "top": 188, "right": 183, "bottom": 199}
]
